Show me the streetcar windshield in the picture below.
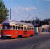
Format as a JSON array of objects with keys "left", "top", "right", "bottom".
[{"left": 2, "top": 25, "right": 12, "bottom": 30}]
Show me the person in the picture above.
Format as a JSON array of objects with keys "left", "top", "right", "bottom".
[
  {"left": 42, "top": 28, "right": 45, "bottom": 32},
  {"left": 5, "top": 26, "right": 7, "bottom": 29},
  {"left": 46, "top": 28, "right": 48, "bottom": 32}
]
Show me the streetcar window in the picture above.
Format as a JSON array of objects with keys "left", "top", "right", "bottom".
[
  {"left": 27, "top": 27, "right": 29, "bottom": 30},
  {"left": 10, "top": 26, "right": 13, "bottom": 30},
  {"left": 21, "top": 27, "right": 23, "bottom": 30},
  {"left": 29, "top": 27, "right": 32, "bottom": 30},
  {"left": 24, "top": 27, "right": 26, "bottom": 30},
  {"left": 18, "top": 26, "right": 20, "bottom": 30},
  {"left": 7, "top": 25, "right": 10, "bottom": 29},
  {"left": 30, "top": 28, "right": 31, "bottom": 30},
  {"left": 2, "top": 26, "right": 4, "bottom": 29},
  {"left": 2, "top": 25, "right": 10, "bottom": 30},
  {"left": 13, "top": 25, "right": 15, "bottom": 29},
  {"left": 2, "top": 26, "right": 5, "bottom": 29},
  {"left": 16, "top": 26, "right": 17, "bottom": 30}
]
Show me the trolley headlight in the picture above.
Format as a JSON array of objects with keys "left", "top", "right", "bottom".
[{"left": 16, "top": 32, "right": 17, "bottom": 33}]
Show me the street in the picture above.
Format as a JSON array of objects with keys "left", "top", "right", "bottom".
[{"left": 0, "top": 34, "right": 50, "bottom": 49}]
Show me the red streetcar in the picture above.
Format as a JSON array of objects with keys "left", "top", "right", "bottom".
[{"left": 1, "top": 19, "right": 34, "bottom": 38}]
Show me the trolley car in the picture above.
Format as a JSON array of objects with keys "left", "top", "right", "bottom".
[{"left": 1, "top": 19, "right": 34, "bottom": 38}]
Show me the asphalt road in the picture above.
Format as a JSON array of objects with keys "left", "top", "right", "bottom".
[{"left": 0, "top": 34, "right": 50, "bottom": 49}]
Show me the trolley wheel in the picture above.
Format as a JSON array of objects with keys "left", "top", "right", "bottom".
[
  {"left": 30, "top": 34, "right": 33, "bottom": 37},
  {"left": 18, "top": 35, "right": 22, "bottom": 38},
  {"left": 7, "top": 36, "right": 11, "bottom": 39}
]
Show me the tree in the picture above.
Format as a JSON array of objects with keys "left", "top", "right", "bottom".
[{"left": 0, "top": 0, "right": 9, "bottom": 23}]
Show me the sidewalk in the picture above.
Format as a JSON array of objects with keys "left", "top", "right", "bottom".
[{"left": 39, "top": 32, "right": 50, "bottom": 34}]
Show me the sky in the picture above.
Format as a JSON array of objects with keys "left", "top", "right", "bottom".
[{"left": 3, "top": 0, "right": 50, "bottom": 21}]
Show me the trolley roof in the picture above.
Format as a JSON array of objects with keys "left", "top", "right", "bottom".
[{"left": 2, "top": 19, "right": 33, "bottom": 26}]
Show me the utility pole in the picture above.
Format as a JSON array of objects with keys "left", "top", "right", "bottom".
[{"left": 10, "top": 9, "right": 11, "bottom": 20}]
